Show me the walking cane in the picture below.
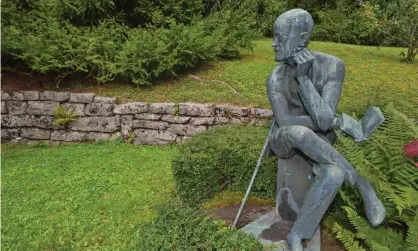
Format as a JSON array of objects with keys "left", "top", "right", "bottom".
[{"left": 231, "top": 121, "right": 275, "bottom": 230}]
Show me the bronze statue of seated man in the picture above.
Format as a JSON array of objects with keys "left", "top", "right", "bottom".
[{"left": 267, "top": 9, "right": 386, "bottom": 251}]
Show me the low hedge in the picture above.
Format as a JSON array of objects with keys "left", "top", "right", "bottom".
[
  {"left": 2, "top": 1, "right": 257, "bottom": 86},
  {"left": 172, "top": 125, "right": 277, "bottom": 206},
  {"left": 134, "top": 199, "right": 263, "bottom": 250}
]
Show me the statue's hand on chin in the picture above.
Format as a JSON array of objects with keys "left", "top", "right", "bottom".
[{"left": 292, "top": 48, "right": 314, "bottom": 78}]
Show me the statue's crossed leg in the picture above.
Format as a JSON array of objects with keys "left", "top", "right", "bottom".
[{"left": 269, "top": 125, "right": 386, "bottom": 251}]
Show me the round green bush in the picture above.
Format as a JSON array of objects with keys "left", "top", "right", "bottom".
[
  {"left": 172, "top": 125, "right": 277, "bottom": 206},
  {"left": 134, "top": 199, "right": 263, "bottom": 250}
]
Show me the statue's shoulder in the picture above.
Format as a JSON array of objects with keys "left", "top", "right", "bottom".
[{"left": 311, "top": 51, "right": 344, "bottom": 66}]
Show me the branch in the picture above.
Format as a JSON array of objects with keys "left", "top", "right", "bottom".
[{"left": 376, "top": 27, "right": 411, "bottom": 47}]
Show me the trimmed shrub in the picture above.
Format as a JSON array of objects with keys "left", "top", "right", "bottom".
[
  {"left": 1, "top": 0, "right": 257, "bottom": 86},
  {"left": 133, "top": 199, "right": 264, "bottom": 250},
  {"left": 172, "top": 125, "right": 277, "bottom": 206}
]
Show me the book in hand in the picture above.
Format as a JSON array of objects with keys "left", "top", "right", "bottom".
[{"left": 337, "top": 106, "right": 385, "bottom": 142}]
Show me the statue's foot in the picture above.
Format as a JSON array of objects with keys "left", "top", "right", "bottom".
[
  {"left": 364, "top": 196, "right": 386, "bottom": 227},
  {"left": 356, "top": 177, "right": 386, "bottom": 227},
  {"left": 287, "top": 232, "right": 303, "bottom": 251}
]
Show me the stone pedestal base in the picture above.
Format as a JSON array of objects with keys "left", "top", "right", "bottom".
[{"left": 240, "top": 210, "right": 320, "bottom": 251}]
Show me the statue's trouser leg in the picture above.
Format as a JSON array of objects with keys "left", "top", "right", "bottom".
[
  {"left": 269, "top": 125, "right": 359, "bottom": 184},
  {"left": 289, "top": 164, "right": 346, "bottom": 240}
]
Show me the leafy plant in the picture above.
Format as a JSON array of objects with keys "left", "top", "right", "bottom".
[
  {"left": 172, "top": 124, "right": 277, "bottom": 206},
  {"left": 1, "top": 0, "right": 258, "bottom": 86},
  {"left": 52, "top": 105, "right": 80, "bottom": 126},
  {"left": 333, "top": 103, "right": 418, "bottom": 250},
  {"left": 133, "top": 198, "right": 264, "bottom": 250}
]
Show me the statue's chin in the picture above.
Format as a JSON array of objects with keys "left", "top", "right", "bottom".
[{"left": 275, "top": 55, "right": 284, "bottom": 62}]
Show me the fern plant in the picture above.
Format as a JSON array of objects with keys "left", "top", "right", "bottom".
[
  {"left": 333, "top": 103, "right": 418, "bottom": 250},
  {"left": 52, "top": 106, "right": 80, "bottom": 126}
]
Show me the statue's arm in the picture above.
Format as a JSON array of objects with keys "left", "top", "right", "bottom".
[
  {"left": 296, "top": 61, "right": 344, "bottom": 131},
  {"left": 267, "top": 78, "right": 321, "bottom": 131}
]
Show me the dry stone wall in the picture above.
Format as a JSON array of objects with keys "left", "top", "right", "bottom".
[{"left": 1, "top": 91, "right": 273, "bottom": 145}]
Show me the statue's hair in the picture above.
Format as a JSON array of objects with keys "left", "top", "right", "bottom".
[{"left": 274, "top": 9, "right": 314, "bottom": 40}]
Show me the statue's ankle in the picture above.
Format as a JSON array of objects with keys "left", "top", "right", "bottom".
[{"left": 287, "top": 232, "right": 303, "bottom": 251}]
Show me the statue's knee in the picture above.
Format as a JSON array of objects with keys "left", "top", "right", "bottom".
[
  {"left": 321, "top": 165, "right": 345, "bottom": 185},
  {"left": 285, "top": 126, "right": 313, "bottom": 145}
]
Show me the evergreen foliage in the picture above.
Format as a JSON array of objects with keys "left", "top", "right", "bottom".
[
  {"left": 172, "top": 125, "right": 277, "bottom": 206},
  {"left": 133, "top": 199, "right": 264, "bottom": 250},
  {"left": 1, "top": 0, "right": 257, "bottom": 86},
  {"left": 333, "top": 103, "right": 418, "bottom": 250}
]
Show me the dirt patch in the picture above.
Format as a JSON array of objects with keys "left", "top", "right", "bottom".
[
  {"left": 1, "top": 71, "right": 119, "bottom": 94},
  {"left": 208, "top": 202, "right": 273, "bottom": 229},
  {"left": 207, "top": 203, "right": 346, "bottom": 251}
]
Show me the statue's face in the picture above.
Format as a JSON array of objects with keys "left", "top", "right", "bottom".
[{"left": 272, "top": 22, "right": 303, "bottom": 62}]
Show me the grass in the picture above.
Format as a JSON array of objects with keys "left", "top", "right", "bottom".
[
  {"left": 74, "top": 39, "right": 417, "bottom": 118},
  {"left": 1, "top": 142, "right": 177, "bottom": 250}
]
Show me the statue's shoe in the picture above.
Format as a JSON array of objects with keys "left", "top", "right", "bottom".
[
  {"left": 287, "top": 232, "right": 303, "bottom": 251},
  {"left": 365, "top": 197, "right": 386, "bottom": 227}
]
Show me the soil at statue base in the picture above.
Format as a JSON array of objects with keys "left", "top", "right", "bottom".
[{"left": 206, "top": 202, "right": 346, "bottom": 251}]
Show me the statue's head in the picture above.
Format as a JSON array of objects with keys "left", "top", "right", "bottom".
[{"left": 272, "top": 9, "right": 313, "bottom": 62}]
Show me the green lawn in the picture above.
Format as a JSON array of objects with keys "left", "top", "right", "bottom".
[
  {"left": 1, "top": 142, "right": 177, "bottom": 250},
  {"left": 78, "top": 39, "right": 417, "bottom": 118}
]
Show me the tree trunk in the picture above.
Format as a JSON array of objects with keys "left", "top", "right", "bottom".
[{"left": 406, "top": 46, "right": 417, "bottom": 63}]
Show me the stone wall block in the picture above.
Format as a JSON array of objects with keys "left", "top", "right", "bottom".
[
  {"left": 132, "top": 120, "right": 169, "bottom": 130},
  {"left": 1, "top": 92, "right": 11, "bottom": 101},
  {"left": 27, "top": 101, "right": 60, "bottom": 115},
  {"left": 11, "top": 92, "right": 25, "bottom": 100},
  {"left": 6, "top": 101, "right": 27, "bottom": 115},
  {"left": 214, "top": 117, "right": 230, "bottom": 125},
  {"left": 149, "top": 103, "right": 176, "bottom": 114},
  {"left": 32, "top": 116, "right": 55, "bottom": 129},
  {"left": 1, "top": 129, "right": 20, "bottom": 139},
  {"left": 69, "top": 93, "right": 95, "bottom": 103},
  {"left": 135, "top": 113, "right": 161, "bottom": 121},
  {"left": 190, "top": 117, "right": 215, "bottom": 126},
  {"left": 2, "top": 101, "right": 7, "bottom": 114},
  {"left": 85, "top": 132, "right": 111, "bottom": 142},
  {"left": 133, "top": 129, "right": 177, "bottom": 145},
  {"left": 230, "top": 118, "right": 243, "bottom": 125},
  {"left": 114, "top": 102, "right": 148, "bottom": 114},
  {"left": 175, "top": 136, "right": 191, "bottom": 143},
  {"left": 69, "top": 116, "right": 120, "bottom": 132},
  {"left": 93, "top": 96, "right": 115, "bottom": 104},
  {"left": 160, "top": 115, "right": 191, "bottom": 124},
  {"left": 179, "top": 103, "right": 214, "bottom": 117},
  {"left": 13, "top": 91, "right": 39, "bottom": 100},
  {"left": 167, "top": 124, "right": 206, "bottom": 136},
  {"left": 1, "top": 115, "right": 26, "bottom": 127},
  {"left": 121, "top": 115, "right": 134, "bottom": 125},
  {"left": 250, "top": 108, "right": 273, "bottom": 118},
  {"left": 51, "top": 130, "right": 87, "bottom": 142},
  {"left": 0, "top": 115, "right": 53, "bottom": 128},
  {"left": 40, "top": 91, "right": 70, "bottom": 102},
  {"left": 85, "top": 103, "right": 114, "bottom": 116},
  {"left": 215, "top": 104, "right": 250, "bottom": 117},
  {"left": 110, "top": 132, "right": 121, "bottom": 142},
  {"left": 121, "top": 115, "right": 133, "bottom": 136},
  {"left": 61, "top": 103, "right": 85, "bottom": 116},
  {"left": 21, "top": 128, "right": 51, "bottom": 139},
  {"left": 23, "top": 91, "right": 40, "bottom": 100}
]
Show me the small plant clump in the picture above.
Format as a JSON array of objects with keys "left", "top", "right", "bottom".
[{"left": 52, "top": 106, "right": 80, "bottom": 126}]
